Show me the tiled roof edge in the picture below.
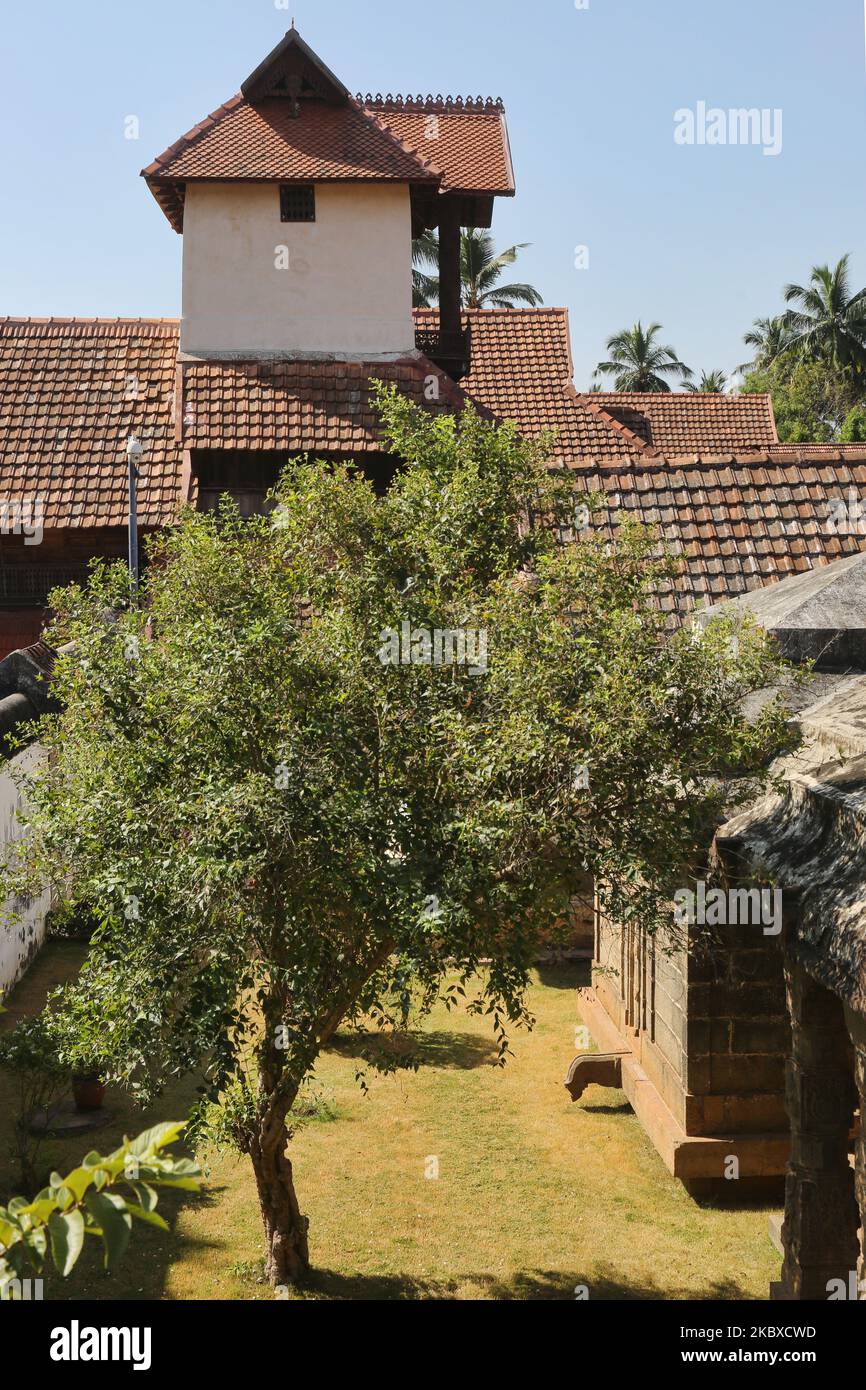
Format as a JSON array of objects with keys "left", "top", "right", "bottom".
[
  {"left": 572, "top": 447, "right": 866, "bottom": 473},
  {"left": 141, "top": 94, "right": 245, "bottom": 178},
  {"left": 0, "top": 316, "right": 180, "bottom": 327},
  {"left": 358, "top": 94, "right": 506, "bottom": 112}
]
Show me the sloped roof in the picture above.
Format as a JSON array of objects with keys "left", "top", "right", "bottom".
[
  {"left": 360, "top": 98, "right": 513, "bottom": 195},
  {"left": 572, "top": 448, "right": 866, "bottom": 618},
  {"left": 0, "top": 318, "right": 183, "bottom": 527},
  {"left": 593, "top": 391, "right": 778, "bottom": 454},
  {"left": 144, "top": 97, "right": 440, "bottom": 184},
  {"left": 3, "top": 313, "right": 866, "bottom": 624},
  {"left": 180, "top": 355, "right": 474, "bottom": 452},
  {"left": 144, "top": 97, "right": 440, "bottom": 231},
  {"left": 717, "top": 676, "right": 866, "bottom": 1012},
  {"left": 700, "top": 550, "right": 866, "bottom": 632},
  {"left": 697, "top": 550, "right": 866, "bottom": 669},
  {"left": 414, "top": 309, "right": 648, "bottom": 461},
  {"left": 143, "top": 29, "right": 513, "bottom": 231}
]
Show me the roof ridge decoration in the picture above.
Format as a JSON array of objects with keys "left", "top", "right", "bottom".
[{"left": 359, "top": 94, "right": 505, "bottom": 112}]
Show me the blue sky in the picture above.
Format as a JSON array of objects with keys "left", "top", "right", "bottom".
[{"left": 1, "top": 0, "right": 864, "bottom": 388}]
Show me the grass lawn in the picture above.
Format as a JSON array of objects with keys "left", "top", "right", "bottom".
[{"left": 0, "top": 942, "right": 778, "bottom": 1301}]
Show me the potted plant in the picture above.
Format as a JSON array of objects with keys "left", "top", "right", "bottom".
[{"left": 71, "top": 1070, "right": 107, "bottom": 1112}]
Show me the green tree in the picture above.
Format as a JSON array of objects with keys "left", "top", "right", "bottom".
[
  {"left": 4, "top": 390, "right": 790, "bottom": 1286},
  {"left": 411, "top": 230, "right": 440, "bottom": 309},
  {"left": 742, "top": 358, "right": 862, "bottom": 442},
  {"left": 840, "top": 403, "right": 866, "bottom": 442},
  {"left": 411, "top": 229, "right": 543, "bottom": 308},
  {"left": 737, "top": 315, "right": 796, "bottom": 375},
  {"left": 782, "top": 255, "right": 866, "bottom": 371},
  {"left": 593, "top": 322, "right": 693, "bottom": 392},
  {"left": 685, "top": 370, "right": 728, "bottom": 394}
]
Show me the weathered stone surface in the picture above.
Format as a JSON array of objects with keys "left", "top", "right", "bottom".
[
  {"left": 697, "top": 551, "right": 866, "bottom": 670},
  {"left": 564, "top": 1051, "right": 623, "bottom": 1101}
]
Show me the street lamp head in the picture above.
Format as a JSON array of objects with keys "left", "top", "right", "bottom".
[{"left": 126, "top": 434, "right": 143, "bottom": 462}]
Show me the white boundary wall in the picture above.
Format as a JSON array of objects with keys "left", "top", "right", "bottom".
[{"left": 0, "top": 743, "right": 50, "bottom": 997}]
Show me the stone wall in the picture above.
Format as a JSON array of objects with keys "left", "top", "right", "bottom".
[
  {"left": 593, "top": 912, "right": 790, "bottom": 1140},
  {"left": 686, "top": 922, "right": 790, "bottom": 1135}
]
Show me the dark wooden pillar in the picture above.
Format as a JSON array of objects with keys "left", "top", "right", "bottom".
[
  {"left": 774, "top": 955, "right": 859, "bottom": 1300},
  {"left": 846, "top": 1006, "right": 866, "bottom": 1296},
  {"left": 438, "top": 201, "right": 462, "bottom": 342}
]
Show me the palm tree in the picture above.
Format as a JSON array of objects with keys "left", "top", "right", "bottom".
[
  {"left": 593, "top": 322, "right": 693, "bottom": 393},
  {"left": 738, "top": 315, "right": 795, "bottom": 374},
  {"left": 685, "top": 370, "right": 728, "bottom": 394},
  {"left": 781, "top": 255, "right": 866, "bottom": 371},
  {"left": 411, "top": 229, "right": 543, "bottom": 309},
  {"left": 412, "top": 230, "right": 440, "bottom": 309}
]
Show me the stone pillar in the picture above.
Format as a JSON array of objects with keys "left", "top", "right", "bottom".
[{"left": 775, "top": 956, "right": 859, "bottom": 1300}]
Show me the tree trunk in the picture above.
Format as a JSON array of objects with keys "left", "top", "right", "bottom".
[{"left": 250, "top": 1123, "right": 310, "bottom": 1286}]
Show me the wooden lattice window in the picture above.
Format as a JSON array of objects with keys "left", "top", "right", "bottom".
[{"left": 280, "top": 185, "right": 316, "bottom": 222}]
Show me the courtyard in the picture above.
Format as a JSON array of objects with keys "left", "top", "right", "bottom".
[{"left": 1, "top": 943, "right": 777, "bottom": 1301}]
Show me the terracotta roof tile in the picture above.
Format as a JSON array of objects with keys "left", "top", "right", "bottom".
[
  {"left": 144, "top": 97, "right": 441, "bottom": 229},
  {"left": 180, "top": 355, "right": 473, "bottom": 454},
  {"left": 573, "top": 448, "right": 866, "bottom": 619},
  {"left": 414, "top": 308, "right": 648, "bottom": 462},
  {"left": 361, "top": 98, "right": 513, "bottom": 195},
  {"left": 145, "top": 96, "right": 438, "bottom": 185},
  {"left": 0, "top": 318, "right": 183, "bottom": 528},
  {"left": 591, "top": 391, "right": 778, "bottom": 453}
]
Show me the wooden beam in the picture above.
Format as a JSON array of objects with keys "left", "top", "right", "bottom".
[{"left": 438, "top": 201, "right": 462, "bottom": 342}]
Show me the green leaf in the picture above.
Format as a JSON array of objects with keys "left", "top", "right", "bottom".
[
  {"left": 128, "top": 1181, "right": 158, "bottom": 1213},
  {"left": 62, "top": 1167, "right": 95, "bottom": 1203},
  {"left": 127, "top": 1205, "right": 169, "bottom": 1232},
  {"left": 127, "top": 1121, "right": 186, "bottom": 1157},
  {"left": 47, "top": 1209, "right": 85, "bottom": 1277},
  {"left": 84, "top": 1192, "right": 132, "bottom": 1269}
]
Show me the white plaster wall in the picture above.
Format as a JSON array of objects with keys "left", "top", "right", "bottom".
[
  {"left": 181, "top": 182, "right": 416, "bottom": 357},
  {"left": 0, "top": 743, "right": 51, "bottom": 997}
]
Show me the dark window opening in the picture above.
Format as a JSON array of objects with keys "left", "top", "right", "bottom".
[{"left": 280, "top": 185, "right": 316, "bottom": 222}]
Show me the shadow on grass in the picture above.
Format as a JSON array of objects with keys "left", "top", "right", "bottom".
[
  {"left": 325, "top": 1029, "right": 499, "bottom": 1071},
  {"left": 534, "top": 960, "right": 591, "bottom": 990},
  {"left": 580, "top": 1100, "right": 634, "bottom": 1115},
  {"left": 295, "top": 1264, "right": 758, "bottom": 1301},
  {"left": 1, "top": 939, "right": 211, "bottom": 1302}
]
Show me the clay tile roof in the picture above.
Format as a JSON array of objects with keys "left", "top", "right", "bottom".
[
  {"left": 143, "top": 30, "right": 515, "bottom": 231},
  {"left": 591, "top": 391, "right": 778, "bottom": 453},
  {"left": 0, "top": 318, "right": 183, "bottom": 528},
  {"left": 180, "top": 355, "right": 474, "bottom": 454},
  {"left": 360, "top": 98, "right": 514, "bottom": 195},
  {"left": 573, "top": 448, "right": 866, "bottom": 620},
  {"left": 413, "top": 308, "right": 648, "bottom": 462},
  {"left": 764, "top": 442, "right": 866, "bottom": 459},
  {"left": 144, "top": 97, "right": 440, "bottom": 230}
]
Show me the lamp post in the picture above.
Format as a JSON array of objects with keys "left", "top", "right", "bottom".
[{"left": 126, "top": 434, "right": 143, "bottom": 592}]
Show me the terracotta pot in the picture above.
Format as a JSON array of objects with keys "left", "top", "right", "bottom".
[{"left": 72, "top": 1074, "right": 106, "bottom": 1113}]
